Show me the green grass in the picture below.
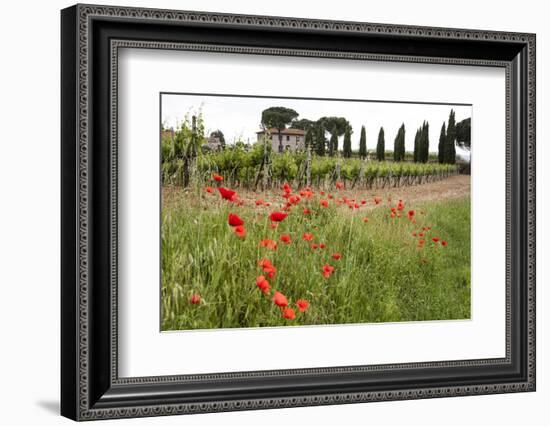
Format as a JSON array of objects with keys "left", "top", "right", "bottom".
[{"left": 161, "top": 189, "right": 470, "bottom": 331}]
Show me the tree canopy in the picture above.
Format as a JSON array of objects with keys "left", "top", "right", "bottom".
[
  {"left": 359, "top": 125, "right": 367, "bottom": 159},
  {"left": 261, "top": 106, "right": 299, "bottom": 152},
  {"left": 376, "top": 127, "right": 385, "bottom": 161}
]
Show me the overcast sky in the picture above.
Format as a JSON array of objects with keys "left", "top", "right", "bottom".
[{"left": 161, "top": 93, "right": 471, "bottom": 153}]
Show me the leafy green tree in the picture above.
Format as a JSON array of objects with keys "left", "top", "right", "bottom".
[
  {"left": 305, "top": 128, "right": 314, "bottom": 150},
  {"left": 413, "top": 127, "right": 421, "bottom": 162},
  {"left": 261, "top": 106, "right": 299, "bottom": 153},
  {"left": 314, "top": 123, "right": 326, "bottom": 156},
  {"left": 446, "top": 109, "right": 457, "bottom": 164},
  {"left": 438, "top": 122, "right": 446, "bottom": 164},
  {"left": 420, "top": 121, "right": 429, "bottom": 163},
  {"left": 393, "top": 124, "right": 406, "bottom": 162},
  {"left": 319, "top": 116, "right": 351, "bottom": 157},
  {"left": 376, "top": 127, "right": 385, "bottom": 161},
  {"left": 291, "top": 118, "right": 316, "bottom": 132},
  {"left": 329, "top": 125, "right": 339, "bottom": 157},
  {"left": 456, "top": 117, "right": 471, "bottom": 148},
  {"left": 359, "top": 125, "right": 367, "bottom": 159},
  {"left": 343, "top": 127, "right": 352, "bottom": 158}
]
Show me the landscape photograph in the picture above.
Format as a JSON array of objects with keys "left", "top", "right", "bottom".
[{"left": 160, "top": 93, "right": 472, "bottom": 331}]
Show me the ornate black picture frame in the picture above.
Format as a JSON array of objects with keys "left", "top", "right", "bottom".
[{"left": 61, "top": 4, "right": 536, "bottom": 421}]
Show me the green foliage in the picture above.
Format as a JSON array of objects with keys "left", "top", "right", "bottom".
[
  {"left": 438, "top": 122, "right": 446, "bottom": 164},
  {"left": 419, "top": 121, "right": 429, "bottom": 163},
  {"left": 343, "top": 126, "right": 352, "bottom": 158},
  {"left": 456, "top": 117, "right": 471, "bottom": 148},
  {"left": 161, "top": 193, "right": 471, "bottom": 330},
  {"left": 445, "top": 109, "right": 457, "bottom": 164},
  {"left": 359, "top": 125, "right": 367, "bottom": 159},
  {"left": 318, "top": 116, "right": 350, "bottom": 137},
  {"left": 376, "top": 127, "right": 385, "bottom": 161},
  {"left": 261, "top": 106, "right": 299, "bottom": 153},
  {"left": 314, "top": 123, "right": 326, "bottom": 156},
  {"left": 393, "top": 123, "right": 406, "bottom": 162},
  {"left": 329, "top": 125, "right": 338, "bottom": 157},
  {"left": 413, "top": 127, "right": 421, "bottom": 163}
]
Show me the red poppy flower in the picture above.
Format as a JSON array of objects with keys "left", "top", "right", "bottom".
[
  {"left": 269, "top": 211, "right": 288, "bottom": 222},
  {"left": 374, "top": 197, "right": 382, "bottom": 205},
  {"left": 311, "top": 243, "right": 319, "bottom": 250},
  {"left": 280, "top": 234, "right": 291, "bottom": 244},
  {"left": 205, "top": 186, "right": 214, "bottom": 194},
  {"left": 234, "top": 225, "right": 246, "bottom": 238},
  {"left": 282, "top": 308, "right": 296, "bottom": 320},
  {"left": 272, "top": 291, "right": 288, "bottom": 307},
  {"left": 432, "top": 237, "right": 440, "bottom": 243},
  {"left": 335, "top": 181, "right": 344, "bottom": 190},
  {"left": 265, "top": 202, "right": 271, "bottom": 207},
  {"left": 412, "top": 231, "right": 417, "bottom": 237},
  {"left": 408, "top": 210, "right": 415, "bottom": 219},
  {"left": 419, "top": 232, "right": 425, "bottom": 237},
  {"left": 397, "top": 200, "right": 404, "bottom": 211},
  {"left": 320, "top": 191, "right": 326, "bottom": 195},
  {"left": 282, "top": 182, "right": 292, "bottom": 194},
  {"left": 320, "top": 199, "right": 329, "bottom": 208},
  {"left": 228, "top": 213, "right": 244, "bottom": 227},
  {"left": 418, "top": 239, "right": 426, "bottom": 247},
  {"left": 260, "top": 239, "right": 278, "bottom": 250},
  {"left": 302, "top": 233, "right": 314, "bottom": 241},
  {"left": 288, "top": 195, "right": 301, "bottom": 205},
  {"left": 296, "top": 299, "right": 309, "bottom": 313},
  {"left": 256, "top": 276, "right": 270, "bottom": 294},
  {"left": 328, "top": 194, "right": 334, "bottom": 199},
  {"left": 319, "top": 243, "right": 326, "bottom": 249},
  {"left": 390, "top": 212, "right": 396, "bottom": 218},
  {"left": 423, "top": 226, "right": 431, "bottom": 231},
  {"left": 363, "top": 217, "right": 369, "bottom": 223},
  {"left": 189, "top": 294, "right": 201, "bottom": 304},
  {"left": 441, "top": 240, "right": 448, "bottom": 247},
  {"left": 212, "top": 173, "right": 224, "bottom": 182},
  {"left": 218, "top": 187, "right": 236, "bottom": 201},
  {"left": 322, "top": 264, "right": 335, "bottom": 278},
  {"left": 255, "top": 199, "right": 264, "bottom": 206},
  {"left": 303, "top": 208, "right": 311, "bottom": 215},
  {"left": 332, "top": 253, "right": 342, "bottom": 260},
  {"left": 258, "top": 258, "right": 277, "bottom": 279}
]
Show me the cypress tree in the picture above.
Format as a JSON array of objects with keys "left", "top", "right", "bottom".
[
  {"left": 376, "top": 127, "right": 385, "bottom": 161},
  {"left": 446, "top": 109, "right": 456, "bottom": 164},
  {"left": 305, "top": 129, "right": 314, "bottom": 151},
  {"left": 438, "top": 122, "right": 446, "bottom": 164},
  {"left": 421, "top": 121, "right": 429, "bottom": 163},
  {"left": 413, "top": 127, "right": 421, "bottom": 162},
  {"left": 329, "top": 125, "right": 338, "bottom": 157},
  {"left": 359, "top": 125, "right": 367, "bottom": 159},
  {"left": 315, "top": 124, "right": 326, "bottom": 156},
  {"left": 394, "top": 124, "right": 405, "bottom": 162},
  {"left": 343, "top": 127, "right": 352, "bottom": 158}
]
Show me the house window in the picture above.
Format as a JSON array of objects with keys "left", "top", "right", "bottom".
[{"left": 286, "top": 135, "right": 290, "bottom": 141}]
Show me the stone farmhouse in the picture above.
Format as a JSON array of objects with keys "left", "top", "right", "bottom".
[{"left": 256, "top": 128, "right": 306, "bottom": 153}]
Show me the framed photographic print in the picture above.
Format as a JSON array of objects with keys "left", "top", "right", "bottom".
[{"left": 61, "top": 4, "right": 536, "bottom": 421}]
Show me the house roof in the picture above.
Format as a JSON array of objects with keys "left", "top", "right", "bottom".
[{"left": 256, "top": 128, "right": 306, "bottom": 136}]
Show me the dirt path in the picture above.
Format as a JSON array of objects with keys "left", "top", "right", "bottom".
[
  {"left": 163, "top": 175, "right": 470, "bottom": 210},
  {"left": 355, "top": 174, "right": 470, "bottom": 205}
]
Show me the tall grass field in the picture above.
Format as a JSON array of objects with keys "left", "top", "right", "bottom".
[{"left": 161, "top": 182, "right": 470, "bottom": 331}]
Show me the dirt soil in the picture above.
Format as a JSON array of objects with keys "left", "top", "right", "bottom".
[{"left": 163, "top": 175, "right": 470, "bottom": 210}]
